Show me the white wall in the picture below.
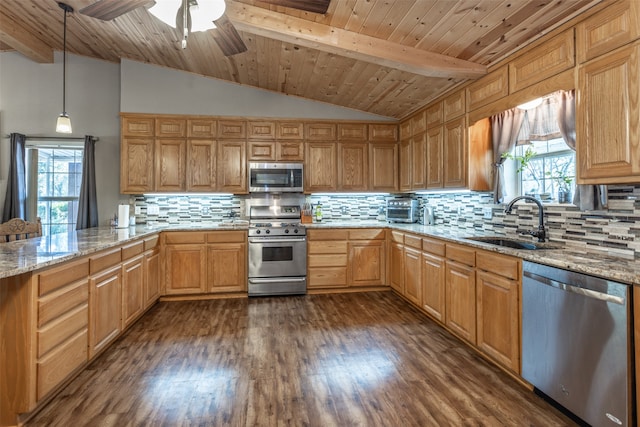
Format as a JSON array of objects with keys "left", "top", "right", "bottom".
[
  {"left": 0, "top": 51, "right": 122, "bottom": 225},
  {"left": 120, "top": 59, "right": 394, "bottom": 121}
]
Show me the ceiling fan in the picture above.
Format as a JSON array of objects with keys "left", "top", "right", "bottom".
[{"left": 78, "top": 0, "right": 331, "bottom": 56}]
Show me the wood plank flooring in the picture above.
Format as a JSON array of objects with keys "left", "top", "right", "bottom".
[{"left": 26, "top": 291, "right": 576, "bottom": 426}]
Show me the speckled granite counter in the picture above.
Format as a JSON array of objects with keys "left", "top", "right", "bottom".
[{"left": 2, "top": 220, "right": 638, "bottom": 285}]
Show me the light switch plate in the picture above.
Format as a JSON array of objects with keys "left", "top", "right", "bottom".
[{"left": 483, "top": 207, "right": 493, "bottom": 219}]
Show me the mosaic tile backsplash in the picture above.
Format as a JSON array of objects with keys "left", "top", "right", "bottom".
[{"left": 131, "top": 185, "right": 640, "bottom": 259}]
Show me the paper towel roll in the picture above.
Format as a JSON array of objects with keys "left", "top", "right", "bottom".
[{"left": 118, "top": 204, "right": 130, "bottom": 229}]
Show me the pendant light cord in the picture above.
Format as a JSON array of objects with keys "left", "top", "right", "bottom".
[{"left": 62, "top": 6, "right": 67, "bottom": 114}]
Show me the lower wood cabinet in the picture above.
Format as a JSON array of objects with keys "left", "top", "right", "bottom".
[
  {"left": 144, "top": 235, "right": 161, "bottom": 308},
  {"left": 206, "top": 231, "right": 247, "bottom": 293},
  {"left": 89, "top": 265, "right": 122, "bottom": 359},
  {"left": 445, "top": 260, "right": 476, "bottom": 344},
  {"left": 403, "top": 246, "right": 422, "bottom": 305},
  {"left": 421, "top": 237, "right": 446, "bottom": 322},
  {"left": 348, "top": 229, "right": 386, "bottom": 287},
  {"left": 121, "top": 254, "right": 145, "bottom": 328},
  {"left": 164, "top": 244, "right": 207, "bottom": 294}
]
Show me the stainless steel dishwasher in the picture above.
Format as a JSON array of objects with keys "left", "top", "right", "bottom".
[{"left": 522, "top": 261, "right": 632, "bottom": 427}]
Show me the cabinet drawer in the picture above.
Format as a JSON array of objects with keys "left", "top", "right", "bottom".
[
  {"left": 37, "top": 329, "right": 87, "bottom": 401},
  {"left": 422, "top": 237, "right": 446, "bottom": 256},
  {"left": 89, "top": 248, "right": 122, "bottom": 275},
  {"left": 206, "top": 230, "right": 246, "bottom": 243},
  {"left": 38, "top": 257, "right": 89, "bottom": 296},
  {"left": 476, "top": 251, "right": 520, "bottom": 280},
  {"left": 121, "top": 240, "right": 144, "bottom": 260},
  {"left": 248, "top": 141, "right": 276, "bottom": 160},
  {"left": 389, "top": 230, "right": 404, "bottom": 243},
  {"left": 144, "top": 235, "right": 159, "bottom": 250},
  {"left": 308, "top": 241, "right": 348, "bottom": 255},
  {"left": 38, "top": 280, "right": 88, "bottom": 327},
  {"left": 404, "top": 234, "right": 422, "bottom": 249},
  {"left": 446, "top": 244, "right": 475, "bottom": 266},
  {"left": 38, "top": 304, "right": 88, "bottom": 358},
  {"left": 164, "top": 232, "right": 206, "bottom": 244},
  {"left": 277, "top": 122, "right": 304, "bottom": 140},
  {"left": 308, "top": 253, "right": 347, "bottom": 267},
  {"left": 277, "top": 141, "right": 304, "bottom": 161},
  {"left": 308, "top": 229, "right": 349, "bottom": 240},
  {"left": 348, "top": 229, "right": 385, "bottom": 240},
  {"left": 308, "top": 267, "right": 347, "bottom": 287}
]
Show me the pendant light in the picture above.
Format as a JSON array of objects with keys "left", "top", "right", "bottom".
[{"left": 56, "top": 2, "right": 73, "bottom": 134}]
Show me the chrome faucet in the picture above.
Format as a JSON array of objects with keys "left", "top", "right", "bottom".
[{"left": 504, "top": 196, "right": 546, "bottom": 242}]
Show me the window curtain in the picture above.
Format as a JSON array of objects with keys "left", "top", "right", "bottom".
[
  {"left": 555, "top": 90, "right": 608, "bottom": 210},
  {"left": 76, "top": 135, "right": 98, "bottom": 229},
  {"left": 490, "top": 108, "right": 527, "bottom": 203},
  {"left": 2, "top": 133, "right": 27, "bottom": 222}
]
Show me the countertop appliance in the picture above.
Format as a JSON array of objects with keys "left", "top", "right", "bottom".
[
  {"left": 522, "top": 261, "right": 632, "bottom": 427},
  {"left": 386, "top": 199, "right": 419, "bottom": 223},
  {"left": 248, "top": 204, "right": 306, "bottom": 296},
  {"left": 249, "top": 162, "right": 303, "bottom": 193}
]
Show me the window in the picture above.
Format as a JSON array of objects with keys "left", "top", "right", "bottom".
[
  {"left": 515, "top": 139, "right": 575, "bottom": 200},
  {"left": 31, "top": 148, "right": 83, "bottom": 235}
]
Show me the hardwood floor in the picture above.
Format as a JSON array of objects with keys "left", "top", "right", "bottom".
[{"left": 27, "top": 292, "right": 576, "bottom": 426}]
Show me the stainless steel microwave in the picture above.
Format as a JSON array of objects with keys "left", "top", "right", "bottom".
[{"left": 249, "top": 162, "right": 304, "bottom": 193}]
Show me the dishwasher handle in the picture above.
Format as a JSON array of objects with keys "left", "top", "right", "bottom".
[{"left": 523, "top": 271, "right": 626, "bottom": 305}]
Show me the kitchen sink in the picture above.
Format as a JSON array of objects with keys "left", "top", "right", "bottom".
[{"left": 464, "top": 236, "right": 561, "bottom": 250}]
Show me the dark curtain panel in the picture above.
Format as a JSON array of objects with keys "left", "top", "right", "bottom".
[
  {"left": 555, "top": 90, "right": 607, "bottom": 210},
  {"left": 76, "top": 135, "right": 98, "bottom": 229},
  {"left": 490, "top": 108, "right": 526, "bottom": 203},
  {"left": 2, "top": 133, "right": 27, "bottom": 222}
]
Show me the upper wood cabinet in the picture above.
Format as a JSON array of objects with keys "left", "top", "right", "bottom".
[
  {"left": 399, "top": 120, "right": 411, "bottom": 140},
  {"left": 338, "top": 142, "right": 368, "bottom": 191},
  {"left": 156, "top": 118, "right": 186, "bottom": 138},
  {"left": 426, "top": 126, "right": 444, "bottom": 189},
  {"left": 122, "top": 116, "right": 154, "bottom": 137},
  {"left": 411, "top": 133, "right": 426, "bottom": 189},
  {"left": 248, "top": 141, "right": 276, "bottom": 161},
  {"left": 277, "top": 141, "right": 304, "bottom": 161},
  {"left": 399, "top": 139, "right": 411, "bottom": 191},
  {"left": 576, "top": 0, "right": 640, "bottom": 63},
  {"left": 369, "top": 142, "right": 398, "bottom": 192},
  {"left": 426, "top": 102, "right": 443, "bottom": 128},
  {"left": 217, "top": 140, "right": 247, "bottom": 193},
  {"left": 411, "top": 111, "right": 427, "bottom": 135},
  {"left": 186, "top": 139, "right": 216, "bottom": 191},
  {"left": 305, "top": 123, "right": 336, "bottom": 140},
  {"left": 338, "top": 123, "right": 368, "bottom": 141},
  {"left": 277, "top": 122, "right": 304, "bottom": 140},
  {"left": 577, "top": 43, "right": 640, "bottom": 183},
  {"left": 155, "top": 139, "right": 186, "bottom": 192},
  {"left": 121, "top": 138, "right": 154, "bottom": 193},
  {"left": 218, "top": 120, "right": 246, "bottom": 139},
  {"left": 369, "top": 123, "right": 398, "bottom": 142},
  {"left": 443, "top": 117, "right": 467, "bottom": 188},
  {"left": 443, "top": 90, "right": 466, "bottom": 121},
  {"left": 509, "top": 30, "right": 575, "bottom": 93},
  {"left": 248, "top": 121, "right": 276, "bottom": 139},
  {"left": 187, "top": 119, "right": 216, "bottom": 138},
  {"left": 466, "top": 65, "right": 509, "bottom": 111},
  {"left": 305, "top": 141, "right": 338, "bottom": 191}
]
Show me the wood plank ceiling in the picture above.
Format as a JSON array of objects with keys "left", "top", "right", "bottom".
[{"left": 0, "top": 0, "right": 601, "bottom": 119}]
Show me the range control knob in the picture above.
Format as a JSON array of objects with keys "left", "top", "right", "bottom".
[
  {"left": 294, "top": 229, "right": 299, "bottom": 233},
  {"left": 265, "top": 229, "right": 271, "bottom": 234},
  {"left": 284, "top": 229, "right": 290, "bottom": 233}
]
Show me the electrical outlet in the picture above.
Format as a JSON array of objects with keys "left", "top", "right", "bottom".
[
  {"left": 483, "top": 207, "right": 493, "bottom": 219},
  {"left": 147, "top": 205, "right": 160, "bottom": 215},
  {"left": 134, "top": 206, "right": 142, "bottom": 215}
]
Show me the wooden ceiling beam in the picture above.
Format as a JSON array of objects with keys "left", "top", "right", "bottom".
[
  {"left": 225, "top": 2, "right": 487, "bottom": 80},
  {"left": 0, "top": 9, "right": 53, "bottom": 63}
]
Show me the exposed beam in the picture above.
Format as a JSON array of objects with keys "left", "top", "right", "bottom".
[
  {"left": 225, "top": 2, "right": 487, "bottom": 80},
  {"left": 0, "top": 9, "right": 53, "bottom": 63}
]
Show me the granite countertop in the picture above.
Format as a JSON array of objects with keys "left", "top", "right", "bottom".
[{"left": 1, "top": 220, "right": 638, "bottom": 286}]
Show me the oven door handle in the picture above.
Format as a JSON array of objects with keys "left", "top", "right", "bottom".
[
  {"left": 249, "top": 277, "right": 306, "bottom": 283},
  {"left": 249, "top": 237, "right": 307, "bottom": 243}
]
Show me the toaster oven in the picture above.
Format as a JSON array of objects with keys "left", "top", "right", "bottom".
[{"left": 386, "top": 199, "right": 419, "bottom": 223}]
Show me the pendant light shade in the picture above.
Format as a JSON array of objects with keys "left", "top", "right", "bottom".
[{"left": 56, "top": 2, "right": 73, "bottom": 134}]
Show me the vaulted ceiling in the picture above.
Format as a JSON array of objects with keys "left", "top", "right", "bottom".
[{"left": 0, "top": 0, "right": 601, "bottom": 119}]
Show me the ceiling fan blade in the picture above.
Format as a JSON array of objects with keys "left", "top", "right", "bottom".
[
  {"left": 79, "top": 0, "right": 152, "bottom": 21},
  {"left": 212, "top": 15, "right": 248, "bottom": 56},
  {"left": 261, "top": 0, "right": 330, "bottom": 14}
]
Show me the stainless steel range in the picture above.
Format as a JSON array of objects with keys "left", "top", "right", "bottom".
[{"left": 248, "top": 205, "right": 307, "bottom": 296}]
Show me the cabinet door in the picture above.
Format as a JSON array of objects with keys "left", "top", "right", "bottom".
[
  {"left": 122, "top": 115, "right": 154, "bottom": 137},
  {"left": 349, "top": 241, "right": 385, "bottom": 286},
  {"left": 476, "top": 271, "right": 520, "bottom": 373},
  {"left": 121, "top": 138, "right": 154, "bottom": 193},
  {"left": 248, "top": 141, "right": 276, "bottom": 161},
  {"left": 155, "top": 139, "right": 186, "bottom": 191},
  {"left": 305, "top": 142, "right": 337, "bottom": 191},
  {"left": 89, "top": 266, "right": 121, "bottom": 359},
  {"left": 403, "top": 247, "right": 422, "bottom": 305},
  {"left": 426, "top": 126, "right": 444, "bottom": 188},
  {"left": 411, "top": 132, "right": 426, "bottom": 189},
  {"left": 121, "top": 254, "right": 144, "bottom": 328},
  {"left": 399, "top": 139, "right": 411, "bottom": 191},
  {"left": 422, "top": 252, "right": 445, "bottom": 322},
  {"left": 445, "top": 261, "right": 476, "bottom": 344},
  {"left": 369, "top": 143, "right": 398, "bottom": 191},
  {"left": 389, "top": 242, "right": 404, "bottom": 293},
  {"left": 577, "top": 44, "right": 640, "bottom": 183},
  {"left": 156, "top": 118, "right": 186, "bottom": 137},
  {"left": 369, "top": 124, "right": 397, "bottom": 142},
  {"left": 444, "top": 117, "right": 467, "bottom": 188},
  {"left": 187, "top": 139, "right": 216, "bottom": 191},
  {"left": 207, "top": 243, "right": 247, "bottom": 293},
  {"left": 144, "top": 248, "right": 160, "bottom": 308},
  {"left": 339, "top": 142, "right": 368, "bottom": 191},
  {"left": 277, "top": 141, "right": 304, "bottom": 161},
  {"left": 217, "top": 140, "right": 247, "bottom": 193},
  {"left": 164, "top": 245, "right": 206, "bottom": 294}
]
